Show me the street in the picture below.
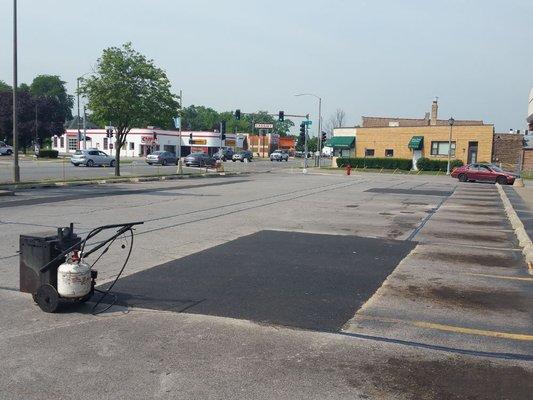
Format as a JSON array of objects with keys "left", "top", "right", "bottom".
[
  {"left": 0, "top": 156, "right": 306, "bottom": 183},
  {"left": 1, "top": 170, "right": 532, "bottom": 399}
]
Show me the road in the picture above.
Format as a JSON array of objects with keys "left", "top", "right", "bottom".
[
  {"left": 0, "top": 156, "right": 307, "bottom": 183},
  {"left": 0, "top": 170, "right": 532, "bottom": 399}
]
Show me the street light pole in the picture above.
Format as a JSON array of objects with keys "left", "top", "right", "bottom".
[
  {"left": 446, "top": 117, "right": 455, "bottom": 175},
  {"left": 12, "top": 0, "right": 20, "bottom": 183},
  {"left": 295, "top": 93, "right": 322, "bottom": 167},
  {"left": 77, "top": 77, "right": 81, "bottom": 150}
]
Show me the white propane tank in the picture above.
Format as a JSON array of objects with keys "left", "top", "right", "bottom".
[{"left": 57, "top": 253, "right": 92, "bottom": 298}]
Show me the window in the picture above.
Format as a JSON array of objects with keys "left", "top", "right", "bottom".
[
  {"left": 53, "top": 137, "right": 58, "bottom": 147},
  {"left": 103, "top": 138, "right": 108, "bottom": 150},
  {"left": 385, "top": 149, "right": 394, "bottom": 157},
  {"left": 88, "top": 150, "right": 99, "bottom": 156},
  {"left": 68, "top": 138, "right": 78, "bottom": 151},
  {"left": 129, "top": 142, "right": 135, "bottom": 150},
  {"left": 430, "top": 141, "right": 456, "bottom": 157},
  {"left": 60, "top": 137, "right": 64, "bottom": 148},
  {"left": 365, "top": 149, "right": 375, "bottom": 157}
]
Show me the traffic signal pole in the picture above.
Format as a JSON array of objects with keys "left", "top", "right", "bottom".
[{"left": 303, "top": 115, "right": 309, "bottom": 173}]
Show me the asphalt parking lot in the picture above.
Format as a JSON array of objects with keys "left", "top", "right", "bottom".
[{"left": 0, "top": 170, "right": 532, "bottom": 399}]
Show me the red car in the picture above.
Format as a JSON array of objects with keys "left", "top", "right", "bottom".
[{"left": 451, "top": 163, "right": 516, "bottom": 184}]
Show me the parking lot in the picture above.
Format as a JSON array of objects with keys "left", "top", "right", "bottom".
[{"left": 0, "top": 170, "right": 532, "bottom": 399}]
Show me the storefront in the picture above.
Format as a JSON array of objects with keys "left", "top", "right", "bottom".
[
  {"left": 325, "top": 136, "right": 355, "bottom": 157},
  {"left": 53, "top": 129, "right": 245, "bottom": 157}
]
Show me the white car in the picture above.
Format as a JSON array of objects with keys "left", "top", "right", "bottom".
[
  {"left": 71, "top": 149, "right": 116, "bottom": 167},
  {"left": 0, "top": 141, "right": 13, "bottom": 156},
  {"left": 269, "top": 149, "right": 289, "bottom": 162}
]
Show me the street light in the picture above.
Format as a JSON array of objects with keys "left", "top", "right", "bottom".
[
  {"left": 76, "top": 73, "right": 91, "bottom": 150},
  {"left": 295, "top": 93, "right": 322, "bottom": 166},
  {"left": 12, "top": 0, "right": 19, "bottom": 182},
  {"left": 446, "top": 117, "right": 455, "bottom": 175}
]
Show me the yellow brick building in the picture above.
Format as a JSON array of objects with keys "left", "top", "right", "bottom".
[{"left": 331, "top": 100, "right": 494, "bottom": 168}]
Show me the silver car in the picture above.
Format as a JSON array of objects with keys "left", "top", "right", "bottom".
[
  {"left": 71, "top": 149, "right": 116, "bottom": 167},
  {"left": 146, "top": 151, "right": 178, "bottom": 166},
  {"left": 0, "top": 141, "right": 13, "bottom": 156}
]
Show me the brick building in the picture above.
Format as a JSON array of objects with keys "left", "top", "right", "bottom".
[{"left": 492, "top": 133, "right": 524, "bottom": 170}]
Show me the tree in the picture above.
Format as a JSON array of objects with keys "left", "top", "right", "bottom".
[
  {"left": 30, "top": 75, "right": 74, "bottom": 120},
  {"left": 81, "top": 43, "right": 179, "bottom": 176},
  {"left": 324, "top": 108, "right": 347, "bottom": 135},
  {"left": 0, "top": 81, "right": 10, "bottom": 92}
]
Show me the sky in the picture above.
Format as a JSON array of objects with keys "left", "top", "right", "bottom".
[{"left": 0, "top": 0, "right": 532, "bottom": 134}]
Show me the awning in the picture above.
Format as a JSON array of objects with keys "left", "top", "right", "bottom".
[
  {"left": 408, "top": 136, "right": 424, "bottom": 150},
  {"left": 326, "top": 136, "right": 355, "bottom": 149}
]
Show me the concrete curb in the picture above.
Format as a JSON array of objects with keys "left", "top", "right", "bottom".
[
  {"left": 0, "top": 172, "right": 248, "bottom": 191},
  {"left": 496, "top": 183, "right": 533, "bottom": 271}
]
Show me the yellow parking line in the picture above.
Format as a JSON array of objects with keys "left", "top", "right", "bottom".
[
  {"left": 414, "top": 321, "right": 533, "bottom": 341},
  {"left": 466, "top": 273, "right": 533, "bottom": 282},
  {"left": 354, "top": 314, "right": 533, "bottom": 341}
]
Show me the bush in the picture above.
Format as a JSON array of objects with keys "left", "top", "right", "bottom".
[
  {"left": 37, "top": 149, "right": 59, "bottom": 159},
  {"left": 416, "top": 157, "right": 463, "bottom": 171},
  {"left": 336, "top": 157, "right": 412, "bottom": 170}
]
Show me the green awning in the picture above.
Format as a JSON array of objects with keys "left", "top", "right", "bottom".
[
  {"left": 325, "top": 136, "right": 355, "bottom": 149},
  {"left": 408, "top": 136, "right": 424, "bottom": 150}
]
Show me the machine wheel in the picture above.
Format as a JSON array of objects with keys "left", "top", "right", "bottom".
[
  {"left": 458, "top": 174, "right": 467, "bottom": 182},
  {"left": 86, "top": 159, "right": 94, "bottom": 167},
  {"left": 35, "top": 284, "right": 60, "bottom": 313},
  {"left": 496, "top": 176, "right": 507, "bottom": 185}
]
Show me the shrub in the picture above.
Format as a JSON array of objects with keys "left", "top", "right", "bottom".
[
  {"left": 37, "top": 149, "right": 59, "bottom": 159},
  {"left": 416, "top": 157, "right": 463, "bottom": 171},
  {"left": 336, "top": 157, "right": 412, "bottom": 170}
]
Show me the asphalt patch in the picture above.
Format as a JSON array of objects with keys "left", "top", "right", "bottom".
[
  {"left": 100, "top": 230, "right": 415, "bottom": 332},
  {"left": 365, "top": 188, "right": 453, "bottom": 197},
  {"left": 431, "top": 217, "right": 508, "bottom": 227},
  {"left": 427, "top": 230, "right": 512, "bottom": 243},
  {"left": 416, "top": 250, "right": 525, "bottom": 268}
]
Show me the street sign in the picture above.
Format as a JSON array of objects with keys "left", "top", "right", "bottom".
[
  {"left": 173, "top": 117, "right": 181, "bottom": 129},
  {"left": 304, "top": 120, "right": 312, "bottom": 126},
  {"left": 254, "top": 123, "right": 274, "bottom": 129}
]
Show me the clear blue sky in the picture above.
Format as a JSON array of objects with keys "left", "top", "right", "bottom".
[{"left": 1, "top": 0, "right": 532, "bottom": 132}]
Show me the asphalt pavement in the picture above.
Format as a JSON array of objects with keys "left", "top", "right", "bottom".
[{"left": 0, "top": 170, "right": 531, "bottom": 399}]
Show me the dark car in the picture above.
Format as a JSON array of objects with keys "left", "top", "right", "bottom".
[
  {"left": 146, "top": 151, "right": 178, "bottom": 166},
  {"left": 232, "top": 150, "right": 253, "bottom": 162},
  {"left": 213, "top": 148, "right": 234, "bottom": 161},
  {"left": 184, "top": 152, "right": 215, "bottom": 167},
  {"left": 451, "top": 163, "right": 516, "bottom": 185}
]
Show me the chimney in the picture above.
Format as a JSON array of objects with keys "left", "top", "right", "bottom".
[{"left": 430, "top": 99, "right": 438, "bottom": 126}]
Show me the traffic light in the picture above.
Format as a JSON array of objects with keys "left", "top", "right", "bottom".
[
  {"left": 221, "top": 121, "right": 227, "bottom": 140},
  {"left": 106, "top": 127, "right": 113, "bottom": 138},
  {"left": 299, "top": 122, "right": 306, "bottom": 142},
  {"left": 235, "top": 109, "right": 241, "bottom": 120},
  {"left": 278, "top": 111, "right": 284, "bottom": 122},
  {"left": 189, "top": 132, "right": 193, "bottom": 143},
  {"left": 321, "top": 131, "right": 327, "bottom": 144}
]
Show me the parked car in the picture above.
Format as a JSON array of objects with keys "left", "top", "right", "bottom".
[
  {"left": 0, "top": 141, "right": 13, "bottom": 156},
  {"left": 270, "top": 149, "right": 289, "bottom": 162},
  {"left": 232, "top": 150, "right": 253, "bottom": 162},
  {"left": 184, "top": 152, "right": 215, "bottom": 167},
  {"left": 212, "top": 148, "right": 234, "bottom": 161},
  {"left": 294, "top": 151, "right": 312, "bottom": 158},
  {"left": 451, "top": 163, "right": 517, "bottom": 185},
  {"left": 71, "top": 149, "right": 115, "bottom": 167},
  {"left": 146, "top": 151, "right": 178, "bottom": 166}
]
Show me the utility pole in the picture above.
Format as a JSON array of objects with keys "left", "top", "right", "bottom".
[
  {"left": 176, "top": 89, "right": 183, "bottom": 174},
  {"left": 83, "top": 106, "right": 87, "bottom": 150},
  {"left": 303, "top": 114, "right": 309, "bottom": 173},
  {"left": 76, "top": 77, "right": 81, "bottom": 150},
  {"left": 12, "top": 0, "right": 20, "bottom": 182}
]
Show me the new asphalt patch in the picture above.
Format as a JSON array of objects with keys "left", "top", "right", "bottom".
[
  {"left": 365, "top": 188, "right": 454, "bottom": 197},
  {"left": 100, "top": 230, "right": 415, "bottom": 332}
]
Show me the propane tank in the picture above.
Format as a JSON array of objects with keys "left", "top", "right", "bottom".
[{"left": 57, "top": 251, "right": 92, "bottom": 298}]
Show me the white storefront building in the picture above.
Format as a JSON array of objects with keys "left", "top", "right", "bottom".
[{"left": 53, "top": 128, "right": 245, "bottom": 158}]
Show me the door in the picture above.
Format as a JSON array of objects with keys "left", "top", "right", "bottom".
[
  {"left": 477, "top": 165, "right": 495, "bottom": 182},
  {"left": 467, "top": 142, "right": 478, "bottom": 164},
  {"left": 412, "top": 150, "right": 422, "bottom": 170},
  {"left": 99, "top": 151, "right": 111, "bottom": 165}
]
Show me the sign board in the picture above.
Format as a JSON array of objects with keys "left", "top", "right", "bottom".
[
  {"left": 173, "top": 117, "right": 181, "bottom": 129},
  {"left": 254, "top": 123, "right": 274, "bottom": 129},
  {"left": 304, "top": 120, "right": 312, "bottom": 126},
  {"left": 141, "top": 136, "right": 156, "bottom": 144},
  {"left": 189, "top": 139, "right": 207, "bottom": 145}
]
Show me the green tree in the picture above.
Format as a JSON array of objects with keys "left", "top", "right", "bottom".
[
  {"left": 0, "top": 80, "right": 10, "bottom": 92},
  {"left": 30, "top": 75, "right": 74, "bottom": 120},
  {"left": 81, "top": 43, "right": 179, "bottom": 176}
]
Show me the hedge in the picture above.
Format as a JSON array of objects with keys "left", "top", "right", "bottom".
[
  {"left": 416, "top": 157, "right": 463, "bottom": 171},
  {"left": 336, "top": 157, "right": 412, "bottom": 170},
  {"left": 37, "top": 149, "right": 59, "bottom": 159}
]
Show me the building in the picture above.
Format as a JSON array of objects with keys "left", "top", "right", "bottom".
[
  {"left": 331, "top": 100, "right": 494, "bottom": 168},
  {"left": 246, "top": 134, "right": 296, "bottom": 157},
  {"left": 528, "top": 88, "right": 533, "bottom": 132},
  {"left": 52, "top": 128, "right": 245, "bottom": 157},
  {"left": 492, "top": 132, "right": 524, "bottom": 170}
]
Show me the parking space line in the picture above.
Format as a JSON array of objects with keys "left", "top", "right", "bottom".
[
  {"left": 353, "top": 314, "right": 533, "bottom": 341},
  {"left": 465, "top": 273, "right": 533, "bottom": 282}
]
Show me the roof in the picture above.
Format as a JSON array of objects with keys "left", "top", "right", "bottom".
[
  {"left": 361, "top": 116, "right": 485, "bottom": 128},
  {"left": 326, "top": 136, "right": 355, "bottom": 149}
]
